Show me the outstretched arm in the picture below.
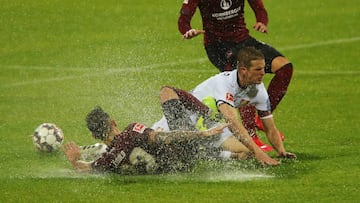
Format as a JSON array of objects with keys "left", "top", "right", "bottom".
[
  {"left": 62, "top": 142, "right": 93, "bottom": 172},
  {"left": 218, "top": 103, "right": 280, "bottom": 165},
  {"left": 150, "top": 123, "right": 228, "bottom": 144},
  {"left": 261, "top": 117, "right": 296, "bottom": 158},
  {"left": 178, "top": 0, "right": 204, "bottom": 39}
]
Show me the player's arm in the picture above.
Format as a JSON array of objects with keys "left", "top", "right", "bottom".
[
  {"left": 260, "top": 114, "right": 296, "bottom": 158},
  {"left": 248, "top": 0, "right": 268, "bottom": 33},
  {"left": 178, "top": 0, "right": 204, "bottom": 39},
  {"left": 62, "top": 142, "right": 94, "bottom": 172},
  {"left": 149, "top": 123, "right": 228, "bottom": 144},
  {"left": 218, "top": 103, "right": 280, "bottom": 165}
]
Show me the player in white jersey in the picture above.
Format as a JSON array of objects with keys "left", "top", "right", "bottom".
[
  {"left": 192, "top": 70, "right": 270, "bottom": 113},
  {"left": 157, "top": 47, "right": 296, "bottom": 165}
]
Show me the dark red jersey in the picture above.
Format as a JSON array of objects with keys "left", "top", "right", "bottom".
[
  {"left": 91, "top": 123, "right": 200, "bottom": 173},
  {"left": 178, "top": 0, "right": 268, "bottom": 45},
  {"left": 92, "top": 123, "right": 154, "bottom": 173}
]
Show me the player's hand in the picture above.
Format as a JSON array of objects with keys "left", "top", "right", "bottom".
[
  {"left": 253, "top": 22, "right": 268, "bottom": 33},
  {"left": 277, "top": 151, "right": 297, "bottom": 159},
  {"left": 255, "top": 151, "right": 281, "bottom": 166},
  {"left": 62, "top": 142, "right": 81, "bottom": 163},
  {"left": 203, "top": 123, "right": 229, "bottom": 137},
  {"left": 182, "top": 29, "right": 205, "bottom": 39}
]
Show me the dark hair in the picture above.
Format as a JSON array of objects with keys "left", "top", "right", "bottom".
[
  {"left": 237, "top": 47, "right": 265, "bottom": 69},
  {"left": 85, "top": 106, "right": 111, "bottom": 141}
]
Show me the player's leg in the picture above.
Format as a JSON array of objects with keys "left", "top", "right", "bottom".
[
  {"left": 176, "top": 93, "right": 225, "bottom": 130},
  {"left": 170, "top": 86, "right": 210, "bottom": 116},
  {"left": 268, "top": 57, "right": 293, "bottom": 111},
  {"left": 220, "top": 136, "right": 252, "bottom": 159},
  {"left": 160, "top": 86, "right": 193, "bottom": 130},
  {"left": 160, "top": 86, "right": 219, "bottom": 130},
  {"left": 205, "top": 42, "right": 238, "bottom": 71}
]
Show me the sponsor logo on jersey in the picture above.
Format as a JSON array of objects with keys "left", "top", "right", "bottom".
[
  {"left": 226, "top": 50, "right": 233, "bottom": 59},
  {"left": 212, "top": 5, "right": 241, "bottom": 20},
  {"left": 133, "top": 123, "right": 146, "bottom": 133},
  {"left": 220, "top": 0, "right": 232, "bottom": 10},
  {"left": 226, "top": 93, "right": 234, "bottom": 102}
]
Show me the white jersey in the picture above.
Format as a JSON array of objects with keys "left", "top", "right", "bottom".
[
  {"left": 191, "top": 69, "right": 271, "bottom": 112},
  {"left": 152, "top": 69, "right": 270, "bottom": 149}
]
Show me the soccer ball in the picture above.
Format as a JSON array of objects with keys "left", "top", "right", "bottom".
[{"left": 33, "top": 123, "right": 64, "bottom": 152}]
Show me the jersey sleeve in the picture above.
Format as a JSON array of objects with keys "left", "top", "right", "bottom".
[
  {"left": 253, "top": 83, "right": 271, "bottom": 112},
  {"left": 247, "top": 0, "right": 268, "bottom": 25},
  {"left": 178, "top": 0, "right": 200, "bottom": 34},
  {"left": 214, "top": 73, "right": 236, "bottom": 107},
  {"left": 216, "top": 90, "right": 236, "bottom": 108}
]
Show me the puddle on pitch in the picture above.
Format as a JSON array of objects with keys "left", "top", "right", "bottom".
[{"left": 162, "top": 170, "right": 274, "bottom": 182}]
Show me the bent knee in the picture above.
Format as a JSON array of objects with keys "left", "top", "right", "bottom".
[
  {"left": 160, "top": 86, "right": 179, "bottom": 103},
  {"left": 271, "top": 56, "right": 292, "bottom": 73}
]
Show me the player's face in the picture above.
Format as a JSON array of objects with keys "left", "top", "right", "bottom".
[{"left": 246, "top": 59, "right": 265, "bottom": 84}]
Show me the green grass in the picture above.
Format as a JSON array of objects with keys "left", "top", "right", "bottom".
[{"left": 1, "top": 0, "right": 360, "bottom": 202}]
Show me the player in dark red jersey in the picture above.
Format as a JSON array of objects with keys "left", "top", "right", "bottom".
[
  {"left": 178, "top": 0, "right": 292, "bottom": 151},
  {"left": 62, "top": 106, "right": 229, "bottom": 174}
]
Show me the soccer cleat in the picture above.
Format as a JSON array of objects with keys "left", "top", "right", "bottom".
[
  {"left": 252, "top": 135, "right": 273, "bottom": 152},
  {"left": 79, "top": 143, "right": 108, "bottom": 161},
  {"left": 255, "top": 115, "right": 265, "bottom": 131},
  {"left": 196, "top": 96, "right": 225, "bottom": 130}
]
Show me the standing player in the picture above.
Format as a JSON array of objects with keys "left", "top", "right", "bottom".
[
  {"left": 62, "top": 106, "right": 229, "bottom": 174},
  {"left": 156, "top": 47, "right": 296, "bottom": 163},
  {"left": 178, "top": 0, "right": 293, "bottom": 150}
]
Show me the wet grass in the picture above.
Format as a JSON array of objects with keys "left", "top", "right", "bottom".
[{"left": 1, "top": 0, "right": 360, "bottom": 202}]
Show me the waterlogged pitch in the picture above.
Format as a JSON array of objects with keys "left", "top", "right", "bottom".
[{"left": 1, "top": 0, "right": 359, "bottom": 202}]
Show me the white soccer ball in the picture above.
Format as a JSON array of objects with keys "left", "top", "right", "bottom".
[{"left": 33, "top": 123, "right": 64, "bottom": 152}]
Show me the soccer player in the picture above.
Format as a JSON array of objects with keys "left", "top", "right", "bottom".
[
  {"left": 155, "top": 47, "right": 296, "bottom": 165},
  {"left": 178, "top": 0, "right": 293, "bottom": 150},
  {"left": 62, "top": 106, "right": 229, "bottom": 174}
]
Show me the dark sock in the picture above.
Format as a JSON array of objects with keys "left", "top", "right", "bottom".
[
  {"left": 174, "top": 88, "right": 211, "bottom": 117},
  {"left": 162, "top": 99, "right": 194, "bottom": 130},
  {"left": 267, "top": 63, "right": 293, "bottom": 111}
]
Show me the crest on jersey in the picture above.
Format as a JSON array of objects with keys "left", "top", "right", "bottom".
[
  {"left": 225, "top": 50, "right": 233, "bottom": 59},
  {"left": 226, "top": 93, "right": 234, "bottom": 102},
  {"left": 133, "top": 123, "right": 146, "bottom": 133},
  {"left": 220, "top": 0, "right": 232, "bottom": 10}
]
